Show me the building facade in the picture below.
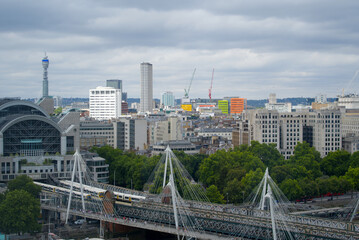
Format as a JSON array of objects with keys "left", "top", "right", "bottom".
[
  {"left": 149, "top": 117, "right": 183, "bottom": 145},
  {"left": 113, "top": 118, "right": 147, "bottom": 151},
  {"left": 152, "top": 140, "right": 199, "bottom": 155},
  {"left": 230, "top": 98, "right": 247, "bottom": 114},
  {"left": 265, "top": 93, "right": 292, "bottom": 112},
  {"left": 106, "top": 79, "right": 122, "bottom": 90},
  {"left": 161, "top": 91, "right": 175, "bottom": 108},
  {"left": 218, "top": 100, "right": 229, "bottom": 114},
  {"left": 83, "top": 152, "right": 109, "bottom": 183},
  {"left": 242, "top": 108, "right": 342, "bottom": 158},
  {"left": 79, "top": 120, "right": 115, "bottom": 149},
  {"left": 89, "top": 86, "right": 122, "bottom": 120},
  {"left": 197, "top": 128, "right": 233, "bottom": 140},
  {"left": 140, "top": 62, "right": 153, "bottom": 113},
  {"left": 0, "top": 99, "right": 70, "bottom": 156},
  {"left": 342, "top": 110, "right": 359, "bottom": 137},
  {"left": 0, "top": 99, "right": 83, "bottom": 182}
]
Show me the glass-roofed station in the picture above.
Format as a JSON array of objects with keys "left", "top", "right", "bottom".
[
  {"left": 0, "top": 99, "right": 64, "bottom": 156},
  {"left": 0, "top": 99, "right": 108, "bottom": 183}
]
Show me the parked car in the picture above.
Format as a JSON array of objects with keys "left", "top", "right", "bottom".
[{"left": 74, "top": 219, "right": 86, "bottom": 225}]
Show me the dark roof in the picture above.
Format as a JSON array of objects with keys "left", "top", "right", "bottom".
[{"left": 0, "top": 98, "right": 18, "bottom": 107}]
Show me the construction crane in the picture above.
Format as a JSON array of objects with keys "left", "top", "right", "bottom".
[
  {"left": 209, "top": 68, "right": 214, "bottom": 100},
  {"left": 184, "top": 68, "right": 196, "bottom": 99}
]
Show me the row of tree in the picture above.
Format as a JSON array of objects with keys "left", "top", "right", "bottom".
[{"left": 93, "top": 141, "right": 359, "bottom": 204}]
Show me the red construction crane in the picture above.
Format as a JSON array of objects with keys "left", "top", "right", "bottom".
[{"left": 209, "top": 68, "right": 214, "bottom": 100}]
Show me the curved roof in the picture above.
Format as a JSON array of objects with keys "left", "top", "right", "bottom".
[
  {"left": 0, "top": 99, "right": 49, "bottom": 117},
  {"left": 0, "top": 114, "right": 62, "bottom": 135}
]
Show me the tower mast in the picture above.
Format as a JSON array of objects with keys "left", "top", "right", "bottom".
[{"left": 42, "top": 53, "right": 49, "bottom": 98}]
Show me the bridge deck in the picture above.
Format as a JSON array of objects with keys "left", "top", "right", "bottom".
[{"left": 40, "top": 188, "right": 359, "bottom": 240}]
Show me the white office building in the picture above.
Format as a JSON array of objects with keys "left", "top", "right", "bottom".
[
  {"left": 140, "top": 62, "right": 153, "bottom": 113},
  {"left": 244, "top": 108, "right": 342, "bottom": 158},
  {"left": 89, "top": 86, "right": 122, "bottom": 120}
]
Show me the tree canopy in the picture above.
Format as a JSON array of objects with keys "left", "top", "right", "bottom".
[
  {"left": 0, "top": 190, "right": 41, "bottom": 235},
  {"left": 7, "top": 174, "right": 41, "bottom": 198},
  {"left": 93, "top": 141, "right": 358, "bottom": 205}
]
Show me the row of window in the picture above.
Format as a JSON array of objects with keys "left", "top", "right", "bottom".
[
  {"left": 1, "top": 162, "right": 13, "bottom": 174},
  {"left": 81, "top": 132, "right": 114, "bottom": 136},
  {"left": 258, "top": 115, "right": 278, "bottom": 119},
  {"left": 325, "top": 138, "right": 341, "bottom": 142},
  {"left": 23, "top": 169, "right": 53, "bottom": 173},
  {"left": 325, "top": 142, "right": 340, "bottom": 146},
  {"left": 325, "top": 133, "right": 340, "bottom": 137},
  {"left": 262, "top": 134, "right": 278, "bottom": 138},
  {"left": 262, "top": 130, "right": 278, "bottom": 133},
  {"left": 325, "top": 146, "right": 340, "bottom": 151},
  {"left": 261, "top": 125, "right": 278, "bottom": 128},
  {"left": 287, "top": 133, "right": 300, "bottom": 136},
  {"left": 259, "top": 121, "right": 278, "bottom": 124},
  {"left": 90, "top": 91, "right": 116, "bottom": 94}
]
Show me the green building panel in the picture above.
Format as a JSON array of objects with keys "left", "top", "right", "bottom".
[{"left": 218, "top": 100, "right": 229, "bottom": 114}]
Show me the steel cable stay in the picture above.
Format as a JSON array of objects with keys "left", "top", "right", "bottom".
[{"left": 38, "top": 150, "right": 359, "bottom": 240}]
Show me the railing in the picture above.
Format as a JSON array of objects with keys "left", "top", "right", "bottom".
[{"left": 40, "top": 191, "right": 359, "bottom": 240}]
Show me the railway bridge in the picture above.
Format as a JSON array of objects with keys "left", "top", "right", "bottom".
[{"left": 39, "top": 148, "right": 359, "bottom": 239}]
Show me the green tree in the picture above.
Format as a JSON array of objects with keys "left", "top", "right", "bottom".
[
  {"left": 0, "top": 190, "right": 41, "bottom": 235},
  {"left": 344, "top": 167, "right": 359, "bottom": 190},
  {"left": 248, "top": 141, "right": 284, "bottom": 168},
  {"left": 349, "top": 151, "right": 359, "bottom": 168},
  {"left": 321, "top": 150, "right": 351, "bottom": 177},
  {"left": 317, "top": 177, "right": 330, "bottom": 196},
  {"left": 298, "top": 178, "right": 318, "bottom": 198},
  {"left": 271, "top": 164, "right": 309, "bottom": 184},
  {"left": 174, "top": 151, "right": 207, "bottom": 181},
  {"left": 0, "top": 193, "right": 5, "bottom": 204},
  {"left": 291, "top": 142, "right": 321, "bottom": 163},
  {"left": 8, "top": 175, "right": 41, "bottom": 198},
  {"left": 223, "top": 178, "right": 243, "bottom": 203},
  {"left": 280, "top": 179, "right": 304, "bottom": 201},
  {"left": 238, "top": 168, "right": 264, "bottom": 202},
  {"left": 290, "top": 142, "right": 322, "bottom": 179},
  {"left": 206, "top": 185, "right": 225, "bottom": 204}
]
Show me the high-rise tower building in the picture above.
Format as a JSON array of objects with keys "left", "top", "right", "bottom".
[
  {"left": 140, "top": 62, "right": 153, "bottom": 113},
  {"left": 42, "top": 55, "right": 49, "bottom": 97}
]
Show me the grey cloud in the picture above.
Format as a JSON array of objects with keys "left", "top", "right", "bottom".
[{"left": 0, "top": 0, "right": 359, "bottom": 100}]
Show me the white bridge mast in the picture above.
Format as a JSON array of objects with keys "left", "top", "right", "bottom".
[{"left": 65, "top": 150, "right": 87, "bottom": 224}]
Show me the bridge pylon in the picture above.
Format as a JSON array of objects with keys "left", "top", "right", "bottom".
[{"left": 65, "top": 149, "right": 87, "bottom": 224}]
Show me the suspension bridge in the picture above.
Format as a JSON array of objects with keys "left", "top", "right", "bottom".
[{"left": 39, "top": 147, "right": 359, "bottom": 240}]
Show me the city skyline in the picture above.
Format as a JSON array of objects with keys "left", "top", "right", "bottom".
[{"left": 1, "top": 1, "right": 359, "bottom": 100}]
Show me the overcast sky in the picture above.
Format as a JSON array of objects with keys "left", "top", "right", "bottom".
[{"left": 1, "top": 0, "right": 359, "bottom": 100}]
